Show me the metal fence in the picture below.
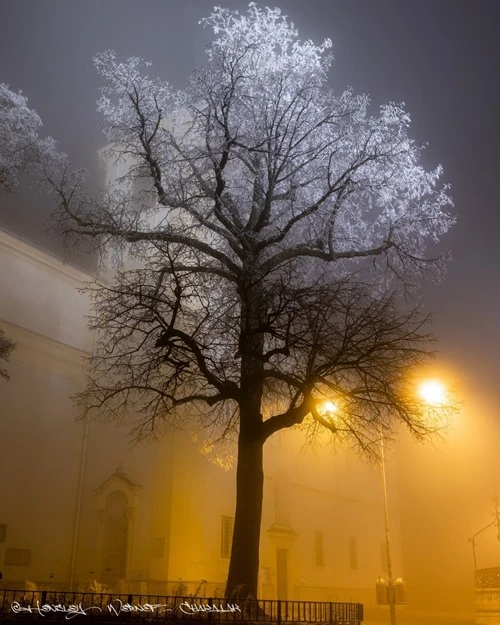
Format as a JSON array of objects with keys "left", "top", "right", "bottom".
[
  {"left": 475, "top": 566, "right": 500, "bottom": 588},
  {"left": 0, "top": 590, "right": 363, "bottom": 624}
]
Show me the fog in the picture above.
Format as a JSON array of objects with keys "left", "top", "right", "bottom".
[{"left": 1, "top": 1, "right": 500, "bottom": 620}]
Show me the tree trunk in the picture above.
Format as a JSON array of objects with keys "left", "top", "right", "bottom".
[
  {"left": 225, "top": 426, "right": 264, "bottom": 598},
  {"left": 225, "top": 282, "right": 265, "bottom": 599}
]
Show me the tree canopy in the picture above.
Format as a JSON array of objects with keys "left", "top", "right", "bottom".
[
  {"left": 0, "top": 82, "right": 55, "bottom": 192},
  {"left": 42, "top": 4, "right": 454, "bottom": 598}
]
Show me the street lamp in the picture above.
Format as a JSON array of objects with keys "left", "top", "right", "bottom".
[
  {"left": 418, "top": 379, "right": 448, "bottom": 406},
  {"left": 468, "top": 497, "right": 500, "bottom": 569},
  {"left": 379, "top": 426, "right": 397, "bottom": 625},
  {"left": 319, "top": 380, "right": 449, "bottom": 625},
  {"left": 379, "top": 379, "right": 448, "bottom": 625},
  {"left": 317, "top": 399, "right": 341, "bottom": 431}
]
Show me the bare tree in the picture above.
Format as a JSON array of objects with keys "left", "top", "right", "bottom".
[
  {"left": 44, "top": 5, "right": 454, "bottom": 598},
  {"left": 0, "top": 328, "right": 15, "bottom": 381}
]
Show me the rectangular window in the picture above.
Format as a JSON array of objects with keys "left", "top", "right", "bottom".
[
  {"left": 152, "top": 536, "right": 165, "bottom": 558},
  {"left": 5, "top": 548, "right": 31, "bottom": 566},
  {"left": 274, "top": 482, "right": 290, "bottom": 526},
  {"left": 314, "top": 530, "right": 325, "bottom": 567},
  {"left": 349, "top": 537, "right": 357, "bottom": 570},
  {"left": 221, "top": 516, "right": 234, "bottom": 558},
  {"left": 380, "top": 541, "right": 388, "bottom": 573}
]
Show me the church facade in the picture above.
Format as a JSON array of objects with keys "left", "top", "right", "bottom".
[{"left": 0, "top": 228, "right": 402, "bottom": 607}]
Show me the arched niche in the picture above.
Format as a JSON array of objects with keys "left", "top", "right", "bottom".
[{"left": 95, "top": 466, "right": 140, "bottom": 587}]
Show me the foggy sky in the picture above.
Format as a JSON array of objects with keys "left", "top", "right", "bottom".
[{"left": 1, "top": 0, "right": 500, "bottom": 394}]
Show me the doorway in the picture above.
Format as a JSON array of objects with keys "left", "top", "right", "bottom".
[{"left": 276, "top": 548, "right": 288, "bottom": 599}]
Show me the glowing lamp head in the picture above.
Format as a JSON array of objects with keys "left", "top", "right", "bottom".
[
  {"left": 418, "top": 380, "right": 447, "bottom": 406},
  {"left": 321, "top": 401, "right": 339, "bottom": 415},
  {"left": 317, "top": 400, "right": 340, "bottom": 430}
]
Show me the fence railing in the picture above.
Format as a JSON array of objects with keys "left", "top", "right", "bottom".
[{"left": 0, "top": 590, "right": 363, "bottom": 624}]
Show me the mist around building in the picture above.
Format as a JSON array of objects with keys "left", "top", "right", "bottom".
[
  {"left": 2, "top": 3, "right": 500, "bottom": 624},
  {"left": 1, "top": 225, "right": 499, "bottom": 623}
]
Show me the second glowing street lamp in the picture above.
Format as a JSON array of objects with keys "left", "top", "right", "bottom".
[
  {"left": 379, "top": 426, "right": 397, "bottom": 625},
  {"left": 322, "top": 378, "right": 449, "bottom": 625},
  {"left": 381, "top": 379, "right": 448, "bottom": 625}
]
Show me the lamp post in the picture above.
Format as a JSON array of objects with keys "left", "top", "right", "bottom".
[
  {"left": 319, "top": 399, "right": 398, "bottom": 622},
  {"left": 378, "top": 378, "right": 448, "bottom": 625},
  {"left": 468, "top": 497, "right": 500, "bottom": 569},
  {"left": 320, "top": 378, "right": 449, "bottom": 625},
  {"left": 379, "top": 427, "right": 397, "bottom": 625}
]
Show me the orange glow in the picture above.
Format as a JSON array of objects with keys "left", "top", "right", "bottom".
[
  {"left": 418, "top": 379, "right": 447, "bottom": 406},
  {"left": 316, "top": 400, "right": 341, "bottom": 431},
  {"left": 321, "top": 400, "right": 339, "bottom": 415}
]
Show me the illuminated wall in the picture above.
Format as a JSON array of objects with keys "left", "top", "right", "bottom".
[
  {"left": 0, "top": 230, "right": 91, "bottom": 586},
  {"left": 0, "top": 229, "right": 401, "bottom": 607}
]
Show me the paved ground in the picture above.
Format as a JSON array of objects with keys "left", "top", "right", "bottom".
[{"left": 363, "top": 609, "right": 476, "bottom": 625}]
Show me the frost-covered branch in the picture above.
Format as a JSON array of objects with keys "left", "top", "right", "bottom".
[{"left": 0, "top": 83, "right": 59, "bottom": 191}]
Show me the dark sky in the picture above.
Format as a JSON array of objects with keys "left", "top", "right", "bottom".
[{"left": 1, "top": 0, "right": 500, "bottom": 395}]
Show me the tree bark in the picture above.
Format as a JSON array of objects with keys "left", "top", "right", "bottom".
[
  {"left": 225, "top": 425, "right": 264, "bottom": 598},
  {"left": 225, "top": 282, "right": 266, "bottom": 599}
]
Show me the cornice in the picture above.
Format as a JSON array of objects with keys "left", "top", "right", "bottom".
[
  {"left": 0, "top": 229, "right": 94, "bottom": 287},
  {"left": 0, "top": 319, "right": 91, "bottom": 383}
]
